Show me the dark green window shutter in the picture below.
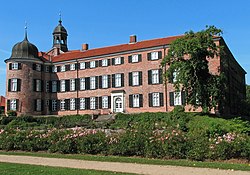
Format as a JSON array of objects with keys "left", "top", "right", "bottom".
[
  {"left": 108, "top": 59, "right": 111, "bottom": 66},
  {"left": 65, "top": 65, "right": 70, "bottom": 71},
  {"left": 95, "top": 76, "right": 99, "bottom": 89},
  {"left": 7, "top": 100, "right": 10, "bottom": 111},
  {"left": 41, "top": 80, "right": 44, "bottom": 92},
  {"left": 16, "top": 99, "right": 19, "bottom": 111},
  {"left": 158, "top": 51, "right": 162, "bottom": 59},
  {"left": 33, "top": 79, "right": 36, "bottom": 91},
  {"left": 99, "top": 97, "right": 102, "bottom": 109},
  {"left": 57, "top": 66, "right": 61, "bottom": 72},
  {"left": 99, "top": 60, "right": 102, "bottom": 67},
  {"left": 49, "top": 100, "right": 52, "bottom": 111},
  {"left": 66, "top": 80, "right": 70, "bottom": 91},
  {"left": 57, "top": 80, "right": 61, "bottom": 92},
  {"left": 148, "top": 70, "right": 152, "bottom": 84},
  {"left": 33, "top": 63, "right": 36, "bottom": 70},
  {"left": 169, "top": 92, "right": 174, "bottom": 106},
  {"left": 121, "top": 73, "right": 124, "bottom": 87},
  {"left": 41, "top": 100, "right": 44, "bottom": 112},
  {"left": 111, "top": 58, "right": 115, "bottom": 65},
  {"left": 138, "top": 54, "right": 142, "bottom": 62},
  {"left": 112, "top": 74, "right": 115, "bottom": 87},
  {"left": 34, "top": 99, "right": 37, "bottom": 111},
  {"left": 160, "top": 93, "right": 164, "bottom": 106},
  {"left": 76, "top": 98, "right": 80, "bottom": 110},
  {"left": 9, "top": 63, "right": 12, "bottom": 70},
  {"left": 85, "top": 98, "right": 90, "bottom": 109},
  {"left": 75, "top": 78, "right": 79, "bottom": 91},
  {"left": 57, "top": 100, "right": 60, "bottom": 111},
  {"left": 49, "top": 81, "right": 52, "bottom": 93},
  {"left": 49, "top": 66, "right": 53, "bottom": 72},
  {"left": 65, "top": 99, "right": 70, "bottom": 110},
  {"left": 121, "top": 57, "right": 124, "bottom": 64},
  {"left": 17, "top": 79, "right": 21, "bottom": 91},
  {"left": 159, "top": 69, "right": 163, "bottom": 84},
  {"left": 129, "top": 72, "right": 132, "bottom": 86},
  {"left": 108, "top": 75, "right": 111, "bottom": 88},
  {"left": 8, "top": 79, "right": 11, "bottom": 91},
  {"left": 128, "top": 56, "right": 132, "bottom": 63},
  {"left": 85, "top": 77, "right": 90, "bottom": 90},
  {"left": 149, "top": 93, "right": 152, "bottom": 107},
  {"left": 139, "top": 71, "right": 142, "bottom": 85},
  {"left": 95, "top": 60, "right": 99, "bottom": 67},
  {"left": 85, "top": 62, "right": 90, "bottom": 69},
  {"left": 75, "top": 63, "right": 78, "bottom": 70},
  {"left": 129, "top": 95, "right": 133, "bottom": 108},
  {"left": 108, "top": 96, "right": 111, "bottom": 108},
  {"left": 40, "top": 65, "right": 44, "bottom": 72},
  {"left": 18, "top": 63, "right": 22, "bottom": 70},
  {"left": 147, "top": 53, "right": 151, "bottom": 60},
  {"left": 99, "top": 76, "right": 102, "bottom": 89},
  {"left": 181, "top": 91, "right": 186, "bottom": 105},
  {"left": 139, "top": 94, "right": 143, "bottom": 107}
]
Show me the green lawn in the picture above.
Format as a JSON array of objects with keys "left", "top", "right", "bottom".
[
  {"left": 0, "top": 151, "right": 250, "bottom": 171},
  {"left": 0, "top": 162, "right": 136, "bottom": 175}
]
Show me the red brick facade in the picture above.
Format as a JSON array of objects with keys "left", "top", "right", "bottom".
[{"left": 4, "top": 22, "right": 246, "bottom": 116}]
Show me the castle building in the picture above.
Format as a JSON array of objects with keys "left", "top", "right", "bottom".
[{"left": 4, "top": 20, "right": 246, "bottom": 116}]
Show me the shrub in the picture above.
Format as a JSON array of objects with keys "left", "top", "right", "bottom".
[{"left": 6, "top": 110, "right": 17, "bottom": 117}]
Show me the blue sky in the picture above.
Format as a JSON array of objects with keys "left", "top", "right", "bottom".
[{"left": 0, "top": 0, "right": 249, "bottom": 96}]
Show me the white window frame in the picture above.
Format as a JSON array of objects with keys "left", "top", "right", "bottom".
[
  {"left": 10, "top": 99, "right": 17, "bottom": 111},
  {"left": 132, "top": 54, "right": 139, "bottom": 63},
  {"left": 115, "top": 74, "right": 121, "bottom": 87},
  {"left": 151, "top": 51, "right": 158, "bottom": 60},
  {"left": 114, "top": 57, "right": 121, "bottom": 65},
  {"left": 52, "top": 100, "right": 57, "bottom": 111},
  {"left": 102, "top": 75, "right": 108, "bottom": 88},
  {"left": 90, "top": 76, "right": 96, "bottom": 89},
  {"left": 80, "top": 78, "right": 85, "bottom": 90},
  {"left": 90, "top": 61, "right": 96, "bottom": 68},
  {"left": 133, "top": 94, "right": 140, "bottom": 107},
  {"left": 102, "top": 59, "right": 108, "bottom": 67},
  {"left": 36, "top": 99, "right": 42, "bottom": 111},
  {"left": 11, "top": 78, "right": 18, "bottom": 92},
  {"left": 61, "top": 80, "right": 65, "bottom": 92},
  {"left": 61, "top": 65, "right": 65, "bottom": 72},
  {"left": 36, "top": 79, "right": 41, "bottom": 92},
  {"left": 70, "top": 64, "right": 75, "bottom": 71},
  {"left": 80, "top": 62, "right": 85, "bottom": 70},
  {"left": 12, "top": 63, "right": 18, "bottom": 70},
  {"left": 52, "top": 81, "right": 57, "bottom": 92},
  {"left": 174, "top": 92, "right": 182, "bottom": 106},
  {"left": 132, "top": 72, "right": 139, "bottom": 86},
  {"left": 60, "top": 100, "right": 65, "bottom": 110},
  {"left": 152, "top": 93, "right": 160, "bottom": 107},
  {"left": 80, "top": 98, "right": 85, "bottom": 110},
  {"left": 36, "top": 64, "right": 41, "bottom": 71},
  {"left": 90, "top": 97, "right": 96, "bottom": 110},
  {"left": 152, "top": 69, "right": 159, "bottom": 84},
  {"left": 102, "top": 96, "right": 108, "bottom": 109},
  {"left": 70, "top": 98, "right": 75, "bottom": 110},
  {"left": 70, "top": 79, "right": 75, "bottom": 91}
]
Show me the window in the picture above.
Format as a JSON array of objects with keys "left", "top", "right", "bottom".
[
  {"left": 61, "top": 80, "right": 65, "bottom": 92},
  {"left": 80, "top": 62, "right": 85, "bottom": 69},
  {"left": 102, "top": 75, "right": 108, "bottom": 88},
  {"left": 10, "top": 79, "right": 18, "bottom": 91},
  {"left": 133, "top": 94, "right": 139, "bottom": 107},
  {"left": 90, "top": 61, "right": 96, "bottom": 68},
  {"left": 102, "top": 96, "right": 108, "bottom": 109},
  {"left": 12, "top": 63, "right": 19, "bottom": 70},
  {"left": 114, "top": 57, "right": 121, "bottom": 65},
  {"left": 90, "top": 97, "right": 95, "bottom": 109},
  {"left": 174, "top": 92, "right": 182, "bottom": 106},
  {"left": 80, "top": 98, "right": 85, "bottom": 110},
  {"left": 10, "top": 99, "right": 17, "bottom": 110},
  {"left": 46, "top": 81, "right": 50, "bottom": 92},
  {"left": 151, "top": 52, "right": 158, "bottom": 60},
  {"left": 61, "top": 65, "right": 65, "bottom": 72},
  {"left": 152, "top": 70, "right": 159, "bottom": 84},
  {"left": 36, "top": 99, "right": 42, "bottom": 111},
  {"left": 70, "top": 79, "right": 75, "bottom": 91},
  {"left": 45, "top": 66, "right": 50, "bottom": 72},
  {"left": 90, "top": 76, "right": 96, "bottom": 89},
  {"left": 36, "top": 64, "right": 41, "bottom": 71},
  {"left": 102, "top": 59, "right": 108, "bottom": 67},
  {"left": 132, "top": 72, "right": 139, "bottom": 86},
  {"left": 70, "top": 98, "right": 75, "bottom": 110},
  {"left": 152, "top": 93, "right": 160, "bottom": 107},
  {"left": 80, "top": 78, "right": 85, "bottom": 90},
  {"left": 60, "top": 100, "right": 65, "bottom": 110},
  {"left": 70, "top": 64, "right": 75, "bottom": 70},
  {"left": 115, "top": 74, "right": 121, "bottom": 87},
  {"left": 52, "top": 81, "right": 57, "bottom": 92},
  {"left": 132, "top": 55, "right": 139, "bottom": 63},
  {"left": 53, "top": 66, "right": 57, "bottom": 72},
  {"left": 35, "top": 79, "right": 41, "bottom": 92},
  {"left": 52, "top": 100, "right": 57, "bottom": 111}
]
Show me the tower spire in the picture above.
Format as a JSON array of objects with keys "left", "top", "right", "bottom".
[
  {"left": 24, "top": 21, "right": 28, "bottom": 41},
  {"left": 59, "top": 11, "right": 62, "bottom": 24}
]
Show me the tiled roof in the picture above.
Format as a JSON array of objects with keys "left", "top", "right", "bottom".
[{"left": 52, "top": 35, "right": 182, "bottom": 62}]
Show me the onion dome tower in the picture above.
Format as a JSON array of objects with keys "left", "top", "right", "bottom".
[
  {"left": 5, "top": 25, "right": 44, "bottom": 116},
  {"left": 52, "top": 14, "right": 68, "bottom": 52}
]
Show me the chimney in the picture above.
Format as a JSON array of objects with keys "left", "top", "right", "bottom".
[
  {"left": 129, "top": 35, "right": 137, "bottom": 44},
  {"left": 82, "top": 43, "right": 89, "bottom": 51}
]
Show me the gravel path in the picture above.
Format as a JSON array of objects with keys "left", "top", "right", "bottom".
[{"left": 0, "top": 155, "right": 249, "bottom": 175}]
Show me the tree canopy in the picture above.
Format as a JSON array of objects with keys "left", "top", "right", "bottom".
[{"left": 162, "top": 26, "right": 224, "bottom": 113}]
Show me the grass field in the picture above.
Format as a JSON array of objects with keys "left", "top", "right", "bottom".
[
  {"left": 0, "top": 162, "right": 136, "bottom": 175},
  {"left": 0, "top": 151, "right": 249, "bottom": 171}
]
